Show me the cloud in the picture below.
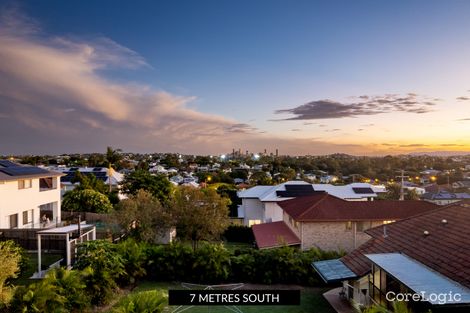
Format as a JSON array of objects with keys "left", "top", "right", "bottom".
[
  {"left": 0, "top": 8, "right": 465, "bottom": 157},
  {"left": 456, "top": 96, "right": 470, "bottom": 101},
  {"left": 0, "top": 8, "right": 270, "bottom": 154},
  {"left": 291, "top": 128, "right": 301, "bottom": 132},
  {"left": 398, "top": 144, "right": 429, "bottom": 147},
  {"left": 457, "top": 118, "right": 470, "bottom": 121},
  {"left": 324, "top": 129, "right": 341, "bottom": 132},
  {"left": 224, "top": 123, "right": 258, "bottom": 133},
  {"left": 439, "top": 143, "right": 465, "bottom": 147},
  {"left": 274, "top": 93, "right": 437, "bottom": 120}
]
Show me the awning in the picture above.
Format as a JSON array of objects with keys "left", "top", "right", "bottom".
[
  {"left": 37, "top": 224, "right": 94, "bottom": 235},
  {"left": 312, "top": 259, "right": 358, "bottom": 283},
  {"left": 366, "top": 253, "right": 470, "bottom": 305}
]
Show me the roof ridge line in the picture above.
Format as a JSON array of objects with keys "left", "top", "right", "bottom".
[{"left": 297, "top": 192, "right": 331, "bottom": 219}]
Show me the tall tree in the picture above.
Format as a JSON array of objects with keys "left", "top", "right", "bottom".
[
  {"left": 72, "top": 171, "right": 108, "bottom": 194},
  {"left": 169, "top": 186, "right": 229, "bottom": 250},
  {"left": 120, "top": 170, "right": 172, "bottom": 204},
  {"left": 383, "top": 183, "right": 401, "bottom": 200},
  {"left": 105, "top": 146, "right": 123, "bottom": 169},
  {"left": 114, "top": 190, "right": 171, "bottom": 243}
]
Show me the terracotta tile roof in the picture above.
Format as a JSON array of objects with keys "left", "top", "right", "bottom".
[
  {"left": 252, "top": 221, "right": 301, "bottom": 249},
  {"left": 278, "top": 193, "right": 439, "bottom": 222},
  {"left": 341, "top": 203, "right": 470, "bottom": 289}
]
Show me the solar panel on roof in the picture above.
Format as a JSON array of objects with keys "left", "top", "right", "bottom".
[
  {"left": 0, "top": 160, "right": 18, "bottom": 168},
  {"left": 0, "top": 166, "right": 49, "bottom": 176},
  {"left": 277, "top": 184, "right": 322, "bottom": 197},
  {"left": 69, "top": 167, "right": 79, "bottom": 171},
  {"left": 93, "top": 167, "right": 102, "bottom": 171},
  {"left": 352, "top": 187, "right": 374, "bottom": 194}
]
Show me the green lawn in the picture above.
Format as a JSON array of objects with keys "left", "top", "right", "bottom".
[
  {"left": 14, "top": 252, "right": 64, "bottom": 286},
  {"left": 110, "top": 281, "right": 335, "bottom": 313}
]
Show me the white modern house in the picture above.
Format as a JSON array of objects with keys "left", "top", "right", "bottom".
[
  {"left": 0, "top": 160, "right": 63, "bottom": 229},
  {"left": 237, "top": 181, "right": 378, "bottom": 226}
]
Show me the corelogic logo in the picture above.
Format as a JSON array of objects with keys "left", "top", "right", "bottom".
[{"left": 386, "top": 291, "right": 462, "bottom": 305}]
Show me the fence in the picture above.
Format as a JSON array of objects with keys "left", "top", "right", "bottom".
[
  {"left": 0, "top": 228, "right": 66, "bottom": 251},
  {"left": 61, "top": 211, "right": 114, "bottom": 224}
]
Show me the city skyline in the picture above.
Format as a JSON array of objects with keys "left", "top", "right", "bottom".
[{"left": 1, "top": 1, "right": 470, "bottom": 155}]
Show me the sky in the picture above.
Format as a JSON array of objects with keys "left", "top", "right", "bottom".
[{"left": 1, "top": 0, "right": 470, "bottom": 156}]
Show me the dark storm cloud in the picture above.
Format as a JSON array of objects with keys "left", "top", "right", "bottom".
[{"left": 274, "top": 94, "right": 436, "bottom": 120}]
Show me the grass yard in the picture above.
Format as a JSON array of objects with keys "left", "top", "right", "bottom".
[
  {"left": 110, "top": 281, "right": 336, "bottom": 313},
  {"left": 14, "top": 252, "right": 64, "bottom": 286}
]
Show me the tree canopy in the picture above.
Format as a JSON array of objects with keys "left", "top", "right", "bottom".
[
  {"left": 120, "top": 170, "right": 172, "bottom": 204},
  {"left": 114, "top": 190, "right": 171, "bottom": 243},
  {"left": 169, "top": 186, "right": 229, "bottom": 250},
  {"left": 62, "top": 189, "right": 113, "bottom": 213}
]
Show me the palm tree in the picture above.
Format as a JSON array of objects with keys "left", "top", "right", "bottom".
[{"left": 105, "top": 146, "right": 123, "bottom": 169}]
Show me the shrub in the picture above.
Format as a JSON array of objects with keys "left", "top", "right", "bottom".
[
  {"left": 111, "top": 290, "right": 167, "bottom": 313},
  {"left": 10, "top": 277, "right": 66, "bottom": 313},
  {"left": 116, "top": 239, "right": 148, "bottom": 286},
  {"left": 75, "top": 240, "right": 126, "bottom": 305},
  {"left": 145, "top": 243, "right": 193, "bottom": 281},
  {"left": 191, "top": 243, "right": 231, "bottom": 283},
  {"left": 44, "top": 267, "right": 92, "bottom": 312},
  {"left": 144, "top": 242, "right": 341, "bottom": 285},
  {"left": 223, "top": 225, "right": 254, "bottom": 243},
  {"left": 0, "top": 240, "right": 23, "bottom": 309}
]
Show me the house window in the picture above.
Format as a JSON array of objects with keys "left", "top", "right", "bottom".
[
  {"left": 9, "top": 214, "right": 18, "bottom": 229},
  {"left": 248, "top": 220, "right": 261, "bottom": 227},
  {"left": 23, "top": 210, "right": 29, "bottom": 225},
  {"left": 18, "top": 179, "right": 32, "bottom": 189},
  {"left": 357, "top": 221, "right": 372, "bottom": 232},
  {"left": 39, "top": 177, "right": 57, "bottom": 191},
  {"left": 345, "top": 221, "right": 353, "bottom": 231}
]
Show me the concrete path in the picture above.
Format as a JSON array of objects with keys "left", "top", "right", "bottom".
[{"left": 323, "top": 287, "right": 355, "bottom": 313}]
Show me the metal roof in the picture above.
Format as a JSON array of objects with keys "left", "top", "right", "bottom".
[
  {"left": 365, "top": 253, "right": 470, "bottom": 305},
  {"left": 312, "top": 259, "right": 358, "bottom": 283},
  {"left": 238, "top": 181, "right": 378, "bottom": 202}
]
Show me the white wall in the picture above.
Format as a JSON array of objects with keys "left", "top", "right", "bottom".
[
  {"left": 241, "top": 198, "right": 265, "bottom": 226},
  {"left": 0, "top": 177, "right": 61, "bottom": 229},
  {"left": 264, "top": 202, "right": 284, "bottom": 223}
]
